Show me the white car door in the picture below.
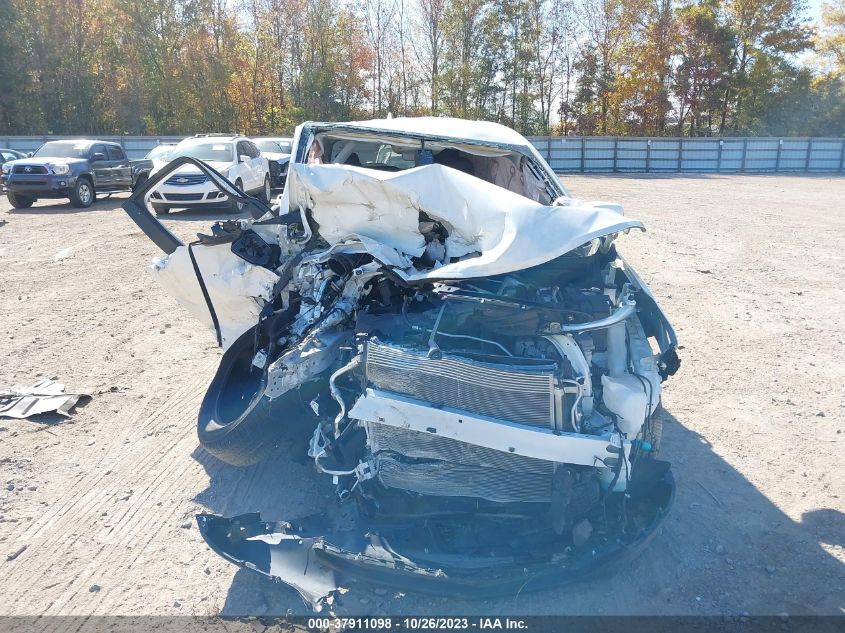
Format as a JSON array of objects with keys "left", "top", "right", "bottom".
[
  {"left": 232, "top": 141, "right": 249, "bottom": 191},
  {"left": 245, "top": 141, "right": 264, "bottom": 191}
]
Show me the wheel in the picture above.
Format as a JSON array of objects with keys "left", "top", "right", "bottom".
[
  {"left": 228, "top": 179, "right": 245, "bottom": 214},
  {"left": 260, "top": 175, "right": 271, "bottom": 203},
  {"left": 152, "top": 204, "right": 171, "bottom": 215},
  {"left": 133, "top": 173, "right": 149, "bottom": 192},
  {"left": 6, "top": 192, "right": 34, "bottom": 208},
  {"left": 197, "top": 326, "right": 316, "bottom": 466},
  {"left": 69, "top": 177, "right": 95, "bottom": 208},
  {"left": 644, "top": 403, "right": 665, "bottom": 456}
]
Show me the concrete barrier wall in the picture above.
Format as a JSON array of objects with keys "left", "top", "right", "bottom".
[{"left": 0, "top": 136, "right": 184, "bottom": 160}]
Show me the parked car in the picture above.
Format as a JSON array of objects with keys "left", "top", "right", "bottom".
[
  {"left": 0, "top": 149, "right": 27, "bottom": 190},
  {"left": 1, "top": 149, "right": 26, "bottom": 163},
  {"left": 252, "top": 137, "right": 292, "bottom": 189},
  {"left": 2, "top": 140, "right": 153, "bottom": 209},
  {"left": 123, "top": 117, "right": 680, "bottom": 609},
  {"left": 147, "top": 135, "right": 271, "bottom": 215}
]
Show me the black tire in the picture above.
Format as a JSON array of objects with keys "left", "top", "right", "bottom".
[
  {"left": 197, "top": 326, "right": 316, "bottom": 466},
  {"left": 227, "top": 179, "right": 245, "bottom": 214},
  {"left": 152, "top": 204, "right": 171, "bottom": 215},
  {"left": 259, "top": 175, "right": 271, "bottom": 203},
  {"left": 644, "top": 403, "right": 665, "bottom": 456},
  {"left": 133, "top": 173, "right": 149, "bottom": 192},
  {"left": 6, "top": 192, "right": 34, "bottom": 208},
  {"left": 69, "top": 177, "right": 95, "bottom": 208}
]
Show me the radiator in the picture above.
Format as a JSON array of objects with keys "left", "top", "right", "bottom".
[
  {"left": 367, "top": 421, "right": 553, "bottom": 503},
  {"left": 365, "top": 340, "right": 556, "bottom": 427}
]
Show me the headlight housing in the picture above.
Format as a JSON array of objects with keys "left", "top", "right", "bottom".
[
  {"left": 50, "top": 163, "right": 70, "bottom": 175},
  {"left": 1, "top": 163, "right": 10, "bottom": 175}
]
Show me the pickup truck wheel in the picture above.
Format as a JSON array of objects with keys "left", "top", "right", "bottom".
[
  {"left": 70, "top": 177, "right": 95, "bottom": 208},
  {"left": 6, "top": 192, "right": 35, "bottom": 208},
  {"left": 133, "top": 173, "right": 149, "bottom": 192},
  {"left": 197, "top": 326, "right": 315, "bottom": 466},
  {"left": 260, "top": 175, "right": 271, "bottom": 202},
  {"left": 152, "top": 204, "right": 171, "bottom": 215}
]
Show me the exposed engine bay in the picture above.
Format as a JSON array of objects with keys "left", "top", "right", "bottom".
[{"left": 123, "top": 118, "right": 680, "bottom": 610}]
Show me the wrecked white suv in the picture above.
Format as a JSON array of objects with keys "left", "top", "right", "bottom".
[{"left": 124, "top": 118, "right": 680, "bottom": 609}]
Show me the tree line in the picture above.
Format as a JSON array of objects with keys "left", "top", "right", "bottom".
[{"left": 0, "top": 0, "right": 843, "bottom": 137}]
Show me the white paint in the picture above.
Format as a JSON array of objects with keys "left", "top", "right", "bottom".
[
  {"left": 326, "top": 117, "right": 534, "bottom": 148},
  {"left": 287, "top": 162, "right": 644, "bottom": 281},
  {"left": 149, "top": 244, "right": 278, "bottom": 349},
  {"left": 601, "top": 374, "right": 651, "bottom": 436}
]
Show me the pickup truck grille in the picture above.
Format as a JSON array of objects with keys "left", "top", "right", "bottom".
[
  {"left": 12, "top": 165, "right": 48, "bottom": 175},
  {"left": 164, "top": 174, "right": 208, "bottom": 186}
]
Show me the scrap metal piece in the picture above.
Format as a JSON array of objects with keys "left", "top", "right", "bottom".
[
  {"left": 0, "top": 379, "right": 88, "bottom": 419},
  {"left": 197, "top": 513, "right": 342, "bottom": 612}
]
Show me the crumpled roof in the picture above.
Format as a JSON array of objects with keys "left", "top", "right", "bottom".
[{"left": 307, "top": 117, "right": 533, "bottom": 148}]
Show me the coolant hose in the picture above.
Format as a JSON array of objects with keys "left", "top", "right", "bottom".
[{"left": 330, "top": 355, "right": 362, "bottom": 438}]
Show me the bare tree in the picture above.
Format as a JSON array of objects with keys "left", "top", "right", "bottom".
[{"left": 416, "top": 0, "right": 447, "bottom": 112}]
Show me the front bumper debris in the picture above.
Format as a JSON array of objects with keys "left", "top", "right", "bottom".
[{"left": 197, "top": 460, "right": 675, "bottom": 611}]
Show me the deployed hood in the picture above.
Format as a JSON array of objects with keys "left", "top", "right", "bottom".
[
  {"left": 261, "top": 152, "right": 290, "bottom": 163},
  {"left": 287, "top": 163, "right": 644, "bottom": 281}
]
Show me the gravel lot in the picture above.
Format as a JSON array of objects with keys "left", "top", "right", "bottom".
[{"left": 0, "top": 175, "right": 842, "bottom": 617}]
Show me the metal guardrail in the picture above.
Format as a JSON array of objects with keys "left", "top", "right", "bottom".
[
  {"left": 527, "top": 136, "right": 845, "bottom": 173},
  {"left": 0, "top": 136, "right": 185, "bottom": 160},
  {"left": 3, "top": 134, "right": 844, "bottom": 172}
]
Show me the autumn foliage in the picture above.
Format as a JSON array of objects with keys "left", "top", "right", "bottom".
[{"left": 0, "top": 0, "right": 842, "bottom": 137}]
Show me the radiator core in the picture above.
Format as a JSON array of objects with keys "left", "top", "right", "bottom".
[
  {"left": 365, "top": 340, "right": 556, "bottom": 427},
  {"left": 367, "top": 422, "right": 553, "bottom": 503}
]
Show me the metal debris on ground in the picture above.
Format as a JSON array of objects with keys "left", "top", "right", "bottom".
[{"left": 0, "top": 379, "right": 89, "bottom": 419}]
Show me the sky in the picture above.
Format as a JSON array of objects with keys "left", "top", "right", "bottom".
[{"left": 807, "top": 0, "right": 823, "bottom": 22}]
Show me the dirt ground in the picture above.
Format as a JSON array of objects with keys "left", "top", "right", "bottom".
[{"left": 0, "top": 174, "right": 842, "bottom": 617}]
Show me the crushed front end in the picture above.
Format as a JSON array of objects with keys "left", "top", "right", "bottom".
[{"left": 123, "top": 119, "right": 680, "bottom": 610}]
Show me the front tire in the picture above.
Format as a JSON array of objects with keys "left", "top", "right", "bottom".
[
  {"left": 133, "top": 173, "right": 149, "bottom": 192},
  {"left": 197, "top": 326, "right": 314, "bottom": 466},
  {"left": 260, "top": 175, "right": 271, "bottom": 203},
  {"left": 152, "top": 204, "right": 171, "bottom": 215},
  {"left": 228, "top": 179, "right": 245, "bottom": 214},
  {"left": 644, "top": 403, "right": 665, "bottom": 456},
  {"left": 6, "top": 192, "right": 35, "bottom": 208},
  {"left": 70, "top": 177, "right": 95, "bottom": 208}
]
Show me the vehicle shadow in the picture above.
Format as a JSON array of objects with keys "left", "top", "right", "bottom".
[
  {"left": 190, "top": 407, "right": 845, "bottom": 617},
  {"left": 4, "top": 195, "right": 130, "bottom": 214}
]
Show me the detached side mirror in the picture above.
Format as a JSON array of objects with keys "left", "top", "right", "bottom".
[
  {"left": 239, "top": 155, "right": 250, "bottom": 163},
  {"left": 91, "top": 152, "right": 106, "bottom": 162}
]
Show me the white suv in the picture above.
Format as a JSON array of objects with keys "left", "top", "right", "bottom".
[{"left": 148, "top": 135, "right": 271, "bottom": 214}]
